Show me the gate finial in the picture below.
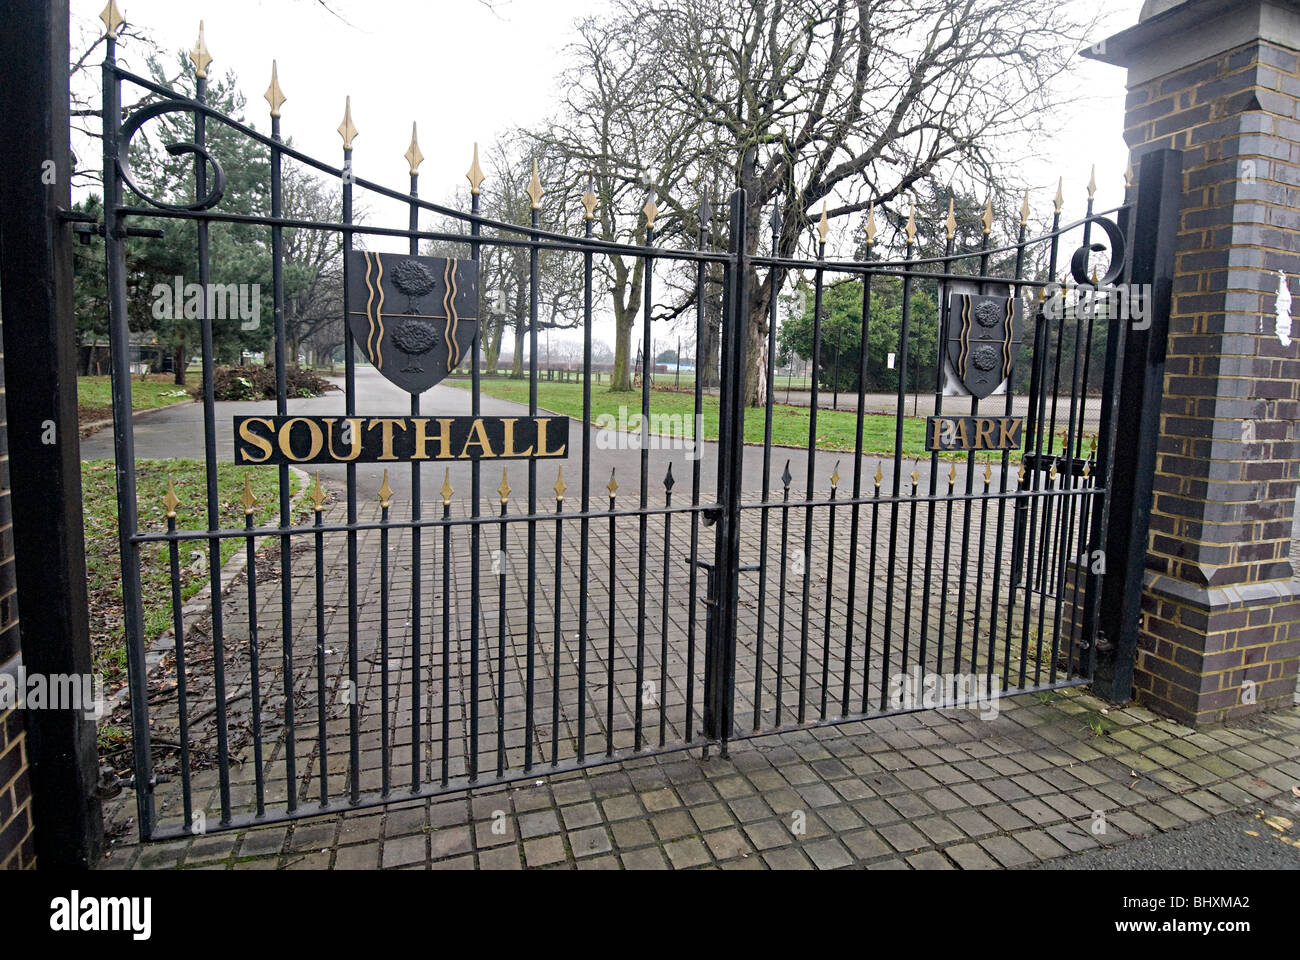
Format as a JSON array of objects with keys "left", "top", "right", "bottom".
[
  {"left": 816, "top": 202, "right": 829, "bottom": 244},
  {"left": 865, "top": 203, "right": 877, "bottom": 246},
  {"left": 100, "top": 1, "right": 125, "bottom": 39},
  {"left": 163, "top": 476, "right": 180, "bottom": 519},
  {"left": 310, "top": 472, "right": 327, "bottom": 511},
  {"left": 378, "top": 469, "right": 393, "bottom": 509},
  {"left": 1088, "top": 164, "right": 1097, "bottom": 201},
  {"left": 830, "top": 461, "right": 840, "bottom": 489},
  {"left": 606, "top": 468, "right": 618, "bottom": 498},
  {"left": 981, "top": 195, "right": 993, "bottom": 235},
  {"left": 498, "top": 468, "right": 512, "bottom": 505},
  {"left": 944, "top": 197, "right": 956, "bottom": 241},
  {"left": 1020, "top": 190, "right": 1031, "bottom": 227},
  {"left": 405, "top": 123, "right": 424, "bottom": 176},
  {"left": 189, "top": 21, "right": 213, "bottom": 79},
  {"left": 583, "top": 174, "right": 598, "bottom": 220},
  {"left": 904, "top": 200, "right": 917, "bottom": 244},
  {"left": 264, "top": 61, "right": 286, "bottom": 117},
  {"left": 644, "top": 192, "right": 660, "bottom": 230},
  {"left": 1054, "top": 177, "right": 1064, "bottom": 215},
  {"left": 442, "top": 468, "right": 454, "bottom": 507},
  {"left": 337, "top": 97, "right": 358, "bottom": 151},
  {"left": 873, "top": 461, "right": 883, "bottom": 489},
  {"left": 527, "top": 159, "right": 543, "bottom": 210},
  {"left": 240, "top": 475, "right": 257, "bottom": 515},
  {"left": 554, "top": 466, "right": 567, "bottom": 502},
  {"left": 467, "top": 143, "right": 486, "bottom": 195}
]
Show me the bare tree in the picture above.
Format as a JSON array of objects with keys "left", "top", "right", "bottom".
[{"left": 545, "top": 0, "right": 1095, "bottom": 403}]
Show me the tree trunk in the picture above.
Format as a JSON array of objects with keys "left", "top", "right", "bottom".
[
  {"left": 173, "top": 340, "right": 187, "bottom": 386},
  {"left": 610, "top": 305, "right": 634, "bottom": 392},
  {"left": 510, "top": 313, "right": 525, "bottom": 379}
]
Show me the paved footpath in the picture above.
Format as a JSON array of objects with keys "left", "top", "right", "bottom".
[{"left": 101, "top": 691, "right": 1300, "bottom": 870}]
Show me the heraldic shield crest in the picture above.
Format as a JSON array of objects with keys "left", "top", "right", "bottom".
[
  {"left": 946, "top": 292, "right": 1022, "bottom": 400},
  {"left": 346, "top": 251, "right": 479, "bottom": 395}
]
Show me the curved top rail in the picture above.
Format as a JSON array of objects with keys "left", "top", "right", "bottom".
[{"left": 110, "top": 64, "right": 1130, "bottom": 272}]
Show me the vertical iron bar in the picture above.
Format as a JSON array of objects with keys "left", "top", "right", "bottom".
[
  {"left": 312, "top": 490, "right": 328, "bottom": 807},
  {"left": 686, "top": 202, "right": 709, "bottom": 742},
  {"left": 798, "top": 237, "right": 826, "bottom": 724},
  {"left": 525, "top": 203, "right": 541, "bottom": 772},
  {"left": 635, "top": 222, "right": 655, "bottom": 751},
  {"left": 194, "top": 72, "right": 232, "bottom": 824},
  {"left": 166, "top": 512, "right": 192, "bottom": 830},
  {"left": 243, "top": 500, "right": 266, "bottom": 818},
  {"left": 659, "top": 466, "right": 673, "bottom": 747},
  {"left": 577, "top": 206, "right": 594, "bottom": 759},
  {"left": 268, "top": 91, "right": 296, "bottom": 814},
  {"left": 497, "top": 483, "right": 508, "bottom": 777},
  {"left": 552, "top": 477, "right": 564, "bottom": 764},
  {"left": 606, "top": 474, "right": 617, "bottom": 756},
  {"left": 442, "top": 484, "right": 452, "bottom": 786},
  {"left": 407, "top": 171, "right": 422, "bottom": 795},
  {"left": 842, "top": 238, "right": 873, "bottom": 714},
  {"left": 100, "top": 38, "right": 154, "bottom": 838},
  {"left": 380, "top": 493, "right": 391, "bottom": 796},
  {"left": 753, "top": 207, "right": 780, "bottom": 731}
]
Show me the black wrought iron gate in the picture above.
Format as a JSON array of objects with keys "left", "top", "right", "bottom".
[{"left": 93, "top": 20, "right": 1143, "bottom": 842}]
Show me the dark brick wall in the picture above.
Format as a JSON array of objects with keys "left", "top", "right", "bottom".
[
  {"left": 0, "top": 310, "right": 34, "bottom": 869},
  {"left": 1125, "top": 37, "right": 1300, "bottom": 724}
]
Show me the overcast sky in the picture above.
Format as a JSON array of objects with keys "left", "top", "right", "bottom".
[{"left": 74, "top": 0, "right": 1146, "bottom": 353}]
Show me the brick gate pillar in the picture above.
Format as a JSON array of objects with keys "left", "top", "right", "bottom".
[{"left": 1088, "top": 0, "right": 1300, "bottom": 724}]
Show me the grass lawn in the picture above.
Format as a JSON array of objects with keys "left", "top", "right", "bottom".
[
  {"left": 447, "top": 378, "right": 1075, "bottom": 460},
  {"left": 81, "top": 459, "right": 303, "bottom": 694},
  {"left": 78, "top": 374, "right": 192, "bottom": 432}
]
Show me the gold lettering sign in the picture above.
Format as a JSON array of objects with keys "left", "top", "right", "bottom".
[
  {"left": 233, "top": 415, "right": 570, "bottom": 465},
  {"left": 926, "top": 416, "right": 1024, "bottom": 452}
]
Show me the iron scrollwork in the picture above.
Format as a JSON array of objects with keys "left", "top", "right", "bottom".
[
  {"left": 117, "top": 99, "right": 227, "bottom": 212},
  {"left": 1069, "top": 214, "right": 1126, "bottom": 286}
]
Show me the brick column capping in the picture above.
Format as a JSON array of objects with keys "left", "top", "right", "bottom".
[{"left": 1087, "top": 0, "right": 1300, "bottom": 724}]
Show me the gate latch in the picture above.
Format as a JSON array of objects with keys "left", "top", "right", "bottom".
[{"left": 701, "top": 504, "right": 722, "bottom": 527}]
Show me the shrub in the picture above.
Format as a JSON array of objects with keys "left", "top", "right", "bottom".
[{"left": 204, "top": 365, "right": 338, "bottom": 402}]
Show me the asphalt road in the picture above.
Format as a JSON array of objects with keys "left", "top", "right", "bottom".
[{"left": 1035, "top": 809, "right": 1300, "bottom": 870}]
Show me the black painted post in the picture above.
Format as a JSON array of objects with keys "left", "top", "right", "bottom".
[
  {"left": 0, "top": 0, "right": 105, "bottom": 866},
  {"left": 1091, "top": 148, "right": 1181, "bottom": 702}
]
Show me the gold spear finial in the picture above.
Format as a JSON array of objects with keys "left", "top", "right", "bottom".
[
  {"left": 240, "top": 475, "right": 257, "bottom": 515},
  {"left": 337, "top": 96, "right": 358, "bottom": 150},
  {"left": 644, "top": 194, "right": 659, "bottom": 230},
  {"left": 874, "top": 461, "right": 883, "bottom": 488},
  {"left": 378, "top": 469, "right": 393, "bottom": 509},
  {"left": 817, "top": 202, "right": 830, "bottom": 244},
  {"left": 607, "top": 469, "right": 619, "bottom": 497},
  {"left": 910, "top": 465, "right": 920, "bottom": 487},
  {"left": 441, "top": 467, "right": 454, "bottom": 507},
  {"left": 466, "top": 143, "right": 485, "bottom": 195},
  {"left": 983, "top": 460, "right": 993, "bottom": 485},
  {"left": 981, "top": 194, "right": 994, "bottom": 235},
  {"left": 527, "top": 158, "right": 543, "bottom": 210},
  {"left": 1049, "top": 461, "right": 1059, "bottom": 483},
  {"left": 498, "top": 468, "right": 511, "bottom": 505},
  {"left": 1054, "top": 177, "right": 1064, "bottom": 215},
  {"left": 830, "top": 462, "right": 840, "bottom": 489},
  {"left": 582, "top": 182, "right": 598, "bottom": 220},
  {"left": 189, "top": 21, "right": 212, "bottom": 79},
  {"left": 948, "top": 461, "right": 957, "bottom": 485},
  {"left": 163, "top": 476, "right": 181, "bottom": 518},
  {"left": 100, "top": 1, "right": 125, "bottom": 39},
  {"left": 865, "top": 202, "right": 878, "bottom": 246},
  {"left": 1020, "top": 189, "right": 1031, "bottom": 227},
  {"left": 554, "top": 466, "right": 567, "bottom": 502},
  {"left": 945, "top": 196, "right": 957, "bottom": 241},
  {"left": 264, "top": 60, "right": 286, "bottom": 117},
  {"left": 905, "top": 199, "right": 917, "bottom": 243},
  {"left": 311, "top": 472, "right": 326, "bottom": 511},
  {"left": 1082, "top": 459, "right": 1093, "bottom": 480},
  {"left": 405, "top": 123, "right": 424, "bottom": 176},
  {"left": 1088, "top": 164, "right": 1097, "bottom": 201},
  {"left": 1017, "top": 460, "right": 1026, "bottom": 484}
]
